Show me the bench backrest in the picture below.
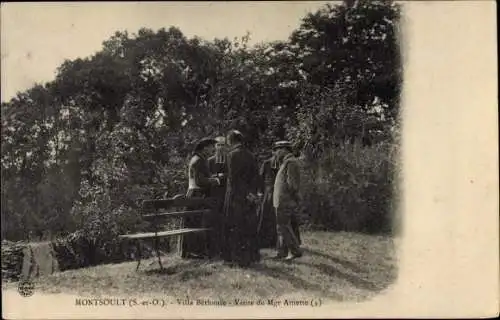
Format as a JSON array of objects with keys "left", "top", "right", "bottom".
[
  {"left": 142, "top": 197, "right": 218, "bottom": 214},
  {"left": 141, "top": 197, "right": 219, "bottom": 240}
]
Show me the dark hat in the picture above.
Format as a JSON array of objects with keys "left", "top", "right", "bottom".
[
  {"left": 194, "top": 137, "right": 216, "bottom": 152},
  {"left": 272, "top": 140, "right": 293, "bottom": 150},
  {"left": 227, "top": 130, "right": 245, "bottom": 144}
]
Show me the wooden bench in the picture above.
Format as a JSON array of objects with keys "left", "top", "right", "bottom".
[{"left": 119, "top": 196, "right": 218, "bottom": 271}]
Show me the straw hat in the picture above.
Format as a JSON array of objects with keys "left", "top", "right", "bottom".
[
  {"left": 214, "top": 136, "right": 226, "bottom": 144},
  {"left": 272, "top": 140, "right": 293, "bottom": 150}
]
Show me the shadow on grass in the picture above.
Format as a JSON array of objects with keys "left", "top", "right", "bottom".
[
  {"left": 301, "top": 247, "right": 365, "bottom": 273},
  {"left": 251, "top": 263, "right": 346, "bottom": 301},
  {"left": 255, "top": 247, "right": 390, "bottom": 297},
  {"left": 143, "top": 259, "right": 215, "bottom": 280},
  {"left": 293, "top": 260, "right": 382, "bottom": 292}
]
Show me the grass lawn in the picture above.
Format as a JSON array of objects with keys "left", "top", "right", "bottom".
[{"left": 2, "top": 231, "right": 397, "bottom": 303}]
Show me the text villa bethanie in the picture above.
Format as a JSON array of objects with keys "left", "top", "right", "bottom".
[{"left": 177, "top": 297, "right": 316, "bottom": 307}]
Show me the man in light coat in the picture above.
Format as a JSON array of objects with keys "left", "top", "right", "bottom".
[{"left": 273, "top": 143, "right": 303, "bottom": 260}]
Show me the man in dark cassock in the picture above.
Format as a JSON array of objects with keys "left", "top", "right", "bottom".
[
  {"left": 206, "top": 136, "right": 227, "bottom": 258},
  {"left": 222, "top": 130, "right": 261, "bottom": 267},
  {"left": 256, "top": 151, "right": 278, "bottom": 249},
  {"left": 180, "top": 138, "right": 220, "bottom": 259}
]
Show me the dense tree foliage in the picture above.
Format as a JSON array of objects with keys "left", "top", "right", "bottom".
[{"left": 1, "top": 0, "right": 401, "bottom": 242}]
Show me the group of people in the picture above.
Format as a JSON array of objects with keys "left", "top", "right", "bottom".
[{"left": 179, "top": 130, "right": 303, "bottom": 267}]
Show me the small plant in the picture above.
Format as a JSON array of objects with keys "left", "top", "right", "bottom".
[{"left": 1, "top": 240, "right": 28, "bottom": 281}]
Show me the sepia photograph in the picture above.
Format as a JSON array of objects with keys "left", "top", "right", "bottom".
[{"left": 1, "top": 1, "right": 497, "bottom": 319}]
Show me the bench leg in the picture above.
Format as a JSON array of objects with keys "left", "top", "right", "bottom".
[
  {"left": 135, "top": 242, "right": 142, "bottom": 271},
  {"left": 155, "top": 238, "right": 163, "bottom": 270}
]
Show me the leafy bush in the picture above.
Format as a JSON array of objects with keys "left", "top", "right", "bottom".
[
  {"left": 299, "top": 140, "right": 399, "bottom": 234},
  {"left": 48, "top": 178, "right": 136, "bottom": 270},
  {"left": 50, "top": 175, "right": 185, "bottom": 270}
]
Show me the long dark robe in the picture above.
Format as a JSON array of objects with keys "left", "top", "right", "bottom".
[
  {"left": 257, "top": 158, "right": 278, "bottom": 248},
  {"left": 290, "top": 214, "right": 301, "bottom": 246},
  {"left": 222, "top": 144, "right": 260, "bottom": 266},
  {"left": 179, "top": 154, "right": 211, "bottom": 259},
  {"left": 208, "top": 155, "right": 226, "bottom": 177},
  {"left": 207, "top": 155, "right": 227, "bottom": 258}
]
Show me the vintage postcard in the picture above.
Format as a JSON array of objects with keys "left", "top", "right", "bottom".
[{"left": 1, "top": 1, "right": 498, "bottom": 318}]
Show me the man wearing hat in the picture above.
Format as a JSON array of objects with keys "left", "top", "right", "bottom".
[
  {"left": 208, "top": 136, "right": 227, "bottom": 177},
  {"left": 222, "top": 130, "right": 261, "bottom": 267},
  {"left": 272, "top": 140, "right": 303, "bottom": 260},
  {"left": 180, "top": 137, "right": 220, "bottom": 259},
  {"left": 272, "top": 141, "right": 302, "bottom": 245}
]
